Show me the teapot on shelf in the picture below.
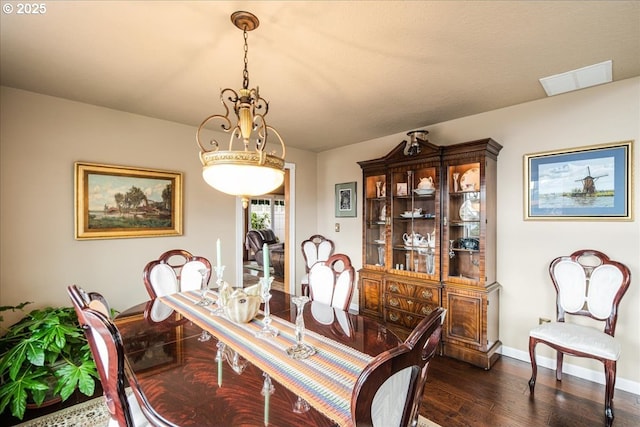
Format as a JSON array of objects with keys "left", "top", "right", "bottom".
[
  {"left": 403, "top": 232, "right": 427, "bottom": 247},
  {"left": 417, "top": 176, "right": 434, "bottom": 190}
]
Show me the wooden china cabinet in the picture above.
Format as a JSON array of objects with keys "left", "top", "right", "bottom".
[{"left": 358, "top": 135, "right": 502, "bottom": 369}]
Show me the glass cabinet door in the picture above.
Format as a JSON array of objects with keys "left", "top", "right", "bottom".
[
  {"left": 390, "top": 166, "right": 439, "bottom": 278},
  {"left": 363, "top": 173, "right": 387, "bottom": 268},
  {"left": 443, "top": 162, "right": 483, "bottom": 284}
]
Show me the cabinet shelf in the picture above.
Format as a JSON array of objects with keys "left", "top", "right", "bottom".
[
  {"left": 451, "top": 248, "right": 479, "bottom": 253},
  {"left": 395, "top": 216, "right": 436, "bottom": 221},
  {"left": 393, "top": 245, "right": 434, "bottom": 251},
  {"left": 449, "top": 220, "right": 480, "bottom": 225},
  {"left": 449, "top": 191, "right": 480, "bottom": 197}
]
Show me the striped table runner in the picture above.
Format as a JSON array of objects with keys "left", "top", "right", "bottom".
[{"left": 160, "top": 291, "right": 373, "bottom": 427}]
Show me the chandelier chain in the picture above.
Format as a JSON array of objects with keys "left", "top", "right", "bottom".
[
  {"left": 197, "top": 11, "right": 285, "bottom": 206},
  {"left": 242, "top": 27, "right": 249, "bottom": 90}
]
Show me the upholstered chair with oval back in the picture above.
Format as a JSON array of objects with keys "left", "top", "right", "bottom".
[
  {"left": 308, "top": 253, "right": 355, "bottom": 311},
  {"left": 142, "top": 249, "right": 211, "bottom": 299},
  {"left": 528, "top": 249, "right": 631, "bottom": 427},
  {"left": 351, "top": 307, "right": 445, "bottom": 427},
  {"left": 68, "top": 285, "right": 152, "bottom": 427},
  {"left": 301, "top": 235, "right": 335, "bottom": 295}
]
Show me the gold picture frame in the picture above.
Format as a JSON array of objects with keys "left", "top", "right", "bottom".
[
  {"left": 75, "top": 162, "right": 183, "bottom": 239},
  {"left": 523, "top": 140, "right": 633, "bottom": 220}
]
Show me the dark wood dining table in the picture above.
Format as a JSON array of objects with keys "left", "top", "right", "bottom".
[{"left": 114, "top": 290, "right": 402, "bottom": 427}]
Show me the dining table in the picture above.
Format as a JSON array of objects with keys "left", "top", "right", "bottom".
[{"left": 114, "top": 289, "right": 402, "bottom": 427}]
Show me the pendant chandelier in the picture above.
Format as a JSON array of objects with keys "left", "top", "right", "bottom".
[{"left": 196, "top": 11, "right": 286, "bottom": 209}]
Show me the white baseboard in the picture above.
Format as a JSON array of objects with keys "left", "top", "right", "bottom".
[{"left": 500, "top": 345, "right": 640, "bottom": 396}]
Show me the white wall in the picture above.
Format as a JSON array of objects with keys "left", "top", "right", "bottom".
[
  {"left": 2, "top": 78, "right": 638, "bottom": 392},
  {"left": 0, "top": 86, "right": 318, "bottom": 317},
  {"left": 317, "top": 77, "right": 640, "bottom": 391}
]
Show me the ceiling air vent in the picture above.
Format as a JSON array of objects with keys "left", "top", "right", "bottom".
[{"left": 539, "top": 60, "right": 612, "bottom": 96}]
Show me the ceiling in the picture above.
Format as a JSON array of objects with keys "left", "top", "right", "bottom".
[{"left": 1, "top": 1, "right": 639, "bottom": 153}]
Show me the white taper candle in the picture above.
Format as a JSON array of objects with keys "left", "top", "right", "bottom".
[{"left": 216, "top": 238, "right": 222, "bottom": 270}]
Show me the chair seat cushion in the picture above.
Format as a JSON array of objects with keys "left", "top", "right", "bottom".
[{"left": 530, "top": 322, "right": 620, "bottom": 360}]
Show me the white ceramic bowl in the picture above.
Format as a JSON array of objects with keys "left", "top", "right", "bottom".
[{"left": 224, "top": 290, "right": 261, "bottom": 323}]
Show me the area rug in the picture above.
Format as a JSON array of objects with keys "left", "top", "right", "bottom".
[
  {"left": 16, "top": 396, "right": 440, "bottom": 427},
  {"left": 16, "top": 396, "right": 110, "bottom": 427}
]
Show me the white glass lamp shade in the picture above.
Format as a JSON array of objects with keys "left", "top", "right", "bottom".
[{"left": 202, "top": 155, "right": 284, "bottom": 197}]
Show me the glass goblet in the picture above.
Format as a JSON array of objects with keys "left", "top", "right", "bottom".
[
  {"left": 196, "top": 268, "right": 213, "bottom": 306},
  {"left": 293, "top": 396, "right": 310, "bottom": 414}
]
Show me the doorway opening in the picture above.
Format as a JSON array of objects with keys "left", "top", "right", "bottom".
[{"left": 237, "top": 164, "right": 295, "bottom": 293}]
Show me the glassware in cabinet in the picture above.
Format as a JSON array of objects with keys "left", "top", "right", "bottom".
[
  {"left": 390, "top": 167, "right": 439, "bottom": 277},
  {"left": 363, "top": 173, "right": 387, "bottom": 268},
  {"left": 443, "top": 162, "right": 482, "bottom": 283},
  {"left": 443, "top": 162, "right": 483, "bottom": 282}
]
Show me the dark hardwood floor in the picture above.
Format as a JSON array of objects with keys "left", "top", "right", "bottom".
[
  {"left": 3, "top": 350, "right": 638, "bottom": 426},
  {"left": 420, "top": 355, "right": 640, "bottom": 427}
]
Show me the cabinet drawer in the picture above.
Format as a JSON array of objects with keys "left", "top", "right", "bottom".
[
  {"left": 385, "top": 293, "right": 438, "bottom": 317},
  {"left": 386, "top": 280, "right": 439, "bottom": 302},
  {"left": 385, "top": 308, "right": 426, "bottom": 330}
]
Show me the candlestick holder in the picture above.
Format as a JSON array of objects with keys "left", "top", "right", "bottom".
[
  {"left": 211, "top": 265, "right": 229, "bottom": 316},
  {"left": 286, "top": 296, "right": 315, "bottom": 359},
  {"left": 262, "top": 372, "right": 275, "bottom": 426},
  {"left": 215, "top": 341, "right": 225, "bottom": 387},
  {"left": 255, "top": 276, "right": 278, "bottom": 338}
]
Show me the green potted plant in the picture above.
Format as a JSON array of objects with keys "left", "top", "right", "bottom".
[{"left": 0, "top": 302, "right": 99, "bottom": 420}]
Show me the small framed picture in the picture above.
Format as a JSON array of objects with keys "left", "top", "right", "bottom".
[
  {"left": 396, "top": 183, "right": 408, "bottom": 196},
  {"left": 335, "top": 182, "right": 357, "bottom": 217}
]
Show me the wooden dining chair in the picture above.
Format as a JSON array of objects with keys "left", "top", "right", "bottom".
[
  {"left": 308, "top": 253, "right": 355, "bottom": 311},
  {"left": 301, "top": 234, "right": 335, "bottom": 295},
  {"left": 142, "top": 249, "right": 211, "bottom": 299},
  {"left": 67, "top": 285, "right": 152, "bottom": 427},
  {"left": 351, "top": 307, "right": 445, "bottom": 427},
  {"left": 528, "top": 249, "right": 631, "bottom": 427}
]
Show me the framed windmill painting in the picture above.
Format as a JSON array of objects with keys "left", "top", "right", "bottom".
[{"left": 524, "top": 140, "right": 632, "bottom": 220}]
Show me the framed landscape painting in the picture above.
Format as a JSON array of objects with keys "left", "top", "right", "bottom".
[
  {"left": 524, "top": 140, "right": 633, "bottom": 220},
  {"left": 75, "top": 162, "right": 183, "bottom": 239}
]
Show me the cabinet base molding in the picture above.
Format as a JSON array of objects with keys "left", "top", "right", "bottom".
[{"left": 443, "top": 340, "right": 502, "bottom": 370}]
